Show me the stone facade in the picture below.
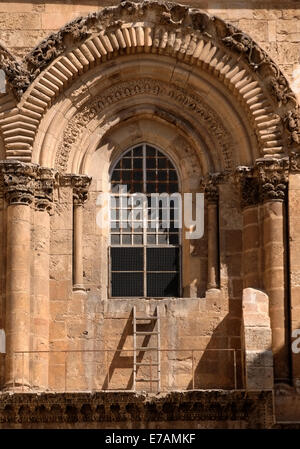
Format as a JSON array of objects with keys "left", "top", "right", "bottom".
[{"left": 0, "top": 0, "right": 299, "bottom": 429}]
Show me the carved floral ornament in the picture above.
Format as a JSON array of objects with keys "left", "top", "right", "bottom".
[
  {"left": 0, "top": 162, "right": 91, "bottom": 210},
  {"left": 0, "top": 0, "right": 299, "bottom": 163}
]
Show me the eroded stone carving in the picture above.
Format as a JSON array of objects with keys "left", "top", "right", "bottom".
[
  {"left": 256, "top": 158, "right": 289, "bottom": 202},
  {"left": 35, "top": 167, "right": 58, "bottom": 213},
  {"left": 284, "top": 109, "right": 300, "bottom": 144},
  {"left": 25, "top": 17, "right": 91, "bottom": 77},
  {"left": 235, "top": 158, "right": 290, "bottom": 206},
  {"left": 0, "top": 390, "right": 274, "bottom": 427},
  {"left": 0, "top": 161, "right": 37, "bottom": 205},
  {"left": 0, "top": 44, "right": 31, "bottom": 99},
  {"left": 55, "top": 79, "right": 234, "bottom": 172},
  {"left": 72, "top": 175, "right": 92, "bottom": 205}
]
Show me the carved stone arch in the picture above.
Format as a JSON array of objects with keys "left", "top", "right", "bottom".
[
  {"left": 1, "top": 0, "right": 299, "bottom": 163},
  {"left": 32, "top": 55, "right": 257, "bottom": 175}
]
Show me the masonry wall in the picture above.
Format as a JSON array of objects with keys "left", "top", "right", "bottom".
[{"left": 0, "top": 1, "right": 299, "bottom": 100}]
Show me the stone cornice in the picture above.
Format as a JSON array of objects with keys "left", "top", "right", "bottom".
[{"left": 0, "top": 390, "right": 273, "bottom": 428}]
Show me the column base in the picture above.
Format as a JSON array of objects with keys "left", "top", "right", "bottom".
[{"left": 73, "top": 284, "right": 87, "bottom": 293}]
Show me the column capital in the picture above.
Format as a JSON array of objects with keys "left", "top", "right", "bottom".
[
  {"left": 72, "top": 175, "right": 92, "bottom": 206},
  {"left": 200, "top": 172, "right": 226, "bottom": 204},
  {"left": 255, "top": 157, "right": 289, "bottom": 202},
  {"left": 35, "top": 167, "right": 58, "bottom": 213},
  {"left": 235, "top": 158, "right": 289, "bottom": 207},
  {"left": 0, "top": 161, "right": 37, "bottom": 206}
]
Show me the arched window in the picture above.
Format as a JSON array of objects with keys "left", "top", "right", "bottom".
[{"left": 109, "top": 143, "right": 181, "bottom": 298}]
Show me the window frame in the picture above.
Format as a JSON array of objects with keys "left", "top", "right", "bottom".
[{"left": 108, "top": 143, "right": 182, "bottom": 299}]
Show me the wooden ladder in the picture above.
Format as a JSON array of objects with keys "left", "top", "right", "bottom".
[{"left": 133, "top": 306, "right": 160, "bottom": 392}]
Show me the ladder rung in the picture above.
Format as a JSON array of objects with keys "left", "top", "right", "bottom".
[
  {"left": 135, "top": 362, "right": 159, "bottom": 366},
  {"left": 136, "top": 378, "right": 160, "bottom": 382},
  {"left": 135, "top": 317, "right": 159, "bottom": 320},
  {"left": 136, "top": 347, "right": 157, "bottom": 351},
  {"left": 136, "top": 331, "right": 158, "bottom": 335}
]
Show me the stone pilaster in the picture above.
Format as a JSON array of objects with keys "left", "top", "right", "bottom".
[
  {"left": 242, "top": 288, "right": 274, "bottom": 390},
  {"left": 204, "top": 177, "right": 219, "bottom": 290},
  {"left": 72, "top": 175, "right": 91, "bottom": 292},
  {"left": 256, "top": 158, "right": 290, "bottom": 383},
  {"left": 1, "top": 161, "right": 36, "bottom": 390},
  {"left": 289, "top": 152, "right": 300, "bottom": 388},
  {"left": 236, "top": 167, "right": 261, "bottom": 290},
  {"left": 31, "top": 167, "right": 57, "bottom": 390}
]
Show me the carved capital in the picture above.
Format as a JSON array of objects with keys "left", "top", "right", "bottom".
[
  {"left": 35, "top": 167, "right": 58, "bottom": 213},
  {"left": 72, "top": 175, "right": 92, "bottom": 206},
  {"left": 255, "top": 158, "right": 289, "bottom": 202},
  {"left": 201, "top": 175, "right": 219, "bottom": 204},
  {"left": 0, "top": 161, "right": 37, "bottom": 206}
]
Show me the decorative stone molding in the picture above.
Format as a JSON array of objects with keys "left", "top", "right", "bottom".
[
  {"left": 34, "top": 167, "right": 58, "bottom": 213},
  {"left": 0, "top": 161, "right": 37, "bottom": 206},
  {"left": 0, "top": 43, "right": 31, "bottom": 99},
  {"left": 236, "top": 157, "right": 290, "bottom": 207},
  {"left": 0, "top": 0, "right": 297, "bottom": 161},
  {"left": 72, "top": 175, "right": 92, "bottom": 206},
  {"left": 55, "top": 79, "right": 234, "bottom": 172},
  {"left": 290, "top": 152, "right": 300, "bottom": 173},
  {"left": 200, "top": 174, "right": 221, "bottom": 204},
  {"left": 0, "top": 391, "right": 274, "bottom": 428},
  {"left": 256, "top": 158, "right": 289, "bottom": 202}
]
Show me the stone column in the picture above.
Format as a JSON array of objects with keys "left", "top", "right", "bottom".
[
  {"left": 1, "top": 161, "right": 36, "bottom": 390},
  {"left": 205, "top": 179, "right": 219, "bottom": 289},
  {"left": 72, "top": 175, "right": 91, "bottom": 291},
  {"left": 256, "top": 158, "right": 290, "bottom": 383},
  {"left": 236, "top": 168, "right": 261, "bottom": 289},
  {"left": 289, "top": 153, "right": 300, "bottom": 388},
  {"left": 31, "top": 168, "right": 56, "bottom": 390}
]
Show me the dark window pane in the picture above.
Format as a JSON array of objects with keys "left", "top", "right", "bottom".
[
  {"left": 169, "top": 234, "right": 179, "bottom": 245},
  {"left": 146, "top": 158, "right": 156, "bottom": 169},
  {"left": 124, "top": 150, "right": 132, "bottom": 158},
  {"left": 147, "top": 272, "right": 179, "bottom": 297},
  {"left": 132, "top": 146, "right": 143, "bottom": 157},
  {"left": 122, "top": 171, "right": 131, "bottom": 181},
  {"left": 111, "top": 170, "right": 121, "bottom": 181},
  {"left": 111, "top": 247, "right": 143, "bottom": 271},
  {"left": 146, "top": 183, "right": 156, "bottom": 194},
  {"left": 123, "top": 158, "right": 132, "bottom": 169},
  {"left": 147, "top": 247, "right": 179, "bottom": 271},
  {"left": 133, "top": 159, "right": 143, "bottom": 169},
  {"left": 147, "top": 170, "right": 156, "bottom": 181},
  {"left": 158, "top": 170, "right": 168, "bottom": 181},
  {"left": 111, "top": 272, "right": 144, "bottom": 297},
  {"left": 158, "top": 158, "right": 167, "bottom": 168},
  {"left": 169, "top": 170, "right": 178, "bottom": 181},
  {"left": 146, "top": 146, "right": 156, "bottom": 157},
  {"left": 133, "top": 170, "right": 143, "bottom": 181}
]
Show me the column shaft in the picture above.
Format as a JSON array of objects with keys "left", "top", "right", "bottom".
[
  {"left": 5, "top": 203, "right": 31, "bottom": 388},
  {"left": 207, "top": 202, "right": 218, "bottom": 289}
]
